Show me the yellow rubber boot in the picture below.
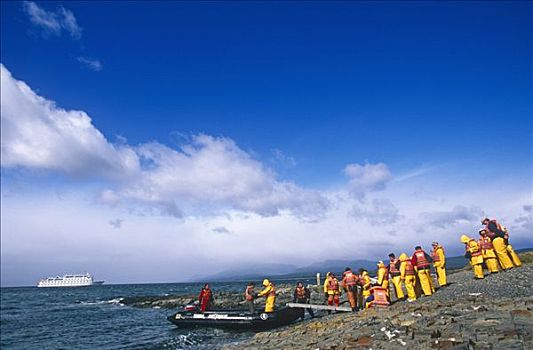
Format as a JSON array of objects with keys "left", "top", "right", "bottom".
[
  {"left": 417, "top": 270, "right": 433, "bottom": 296},
  {"left": 391, "top": 276, "right": 405, "bottom": 300},
  {"left": 436, "top": 266, "right": 447, "bottom": 286},
  {"left": 506, "top": 245, "right": 522, "bottom": 267},
  {"left": 485, "top": 257, "right": 500, "bottom": 273},
  {"left": 473, "top": 264, "right": 484, "bottom": 279},
  {"left": 404, "top": 276, "right": 417, "bottom": 300},
  {"left": 493, "top": 237, "right": 514, "bottom": 269},
  {"left": 428, "top": 273, "right": 435, "bottom": 293}
]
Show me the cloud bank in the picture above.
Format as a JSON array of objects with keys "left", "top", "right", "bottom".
[{"left": 1, "top": 64, "right": 328, "bottom": 219}]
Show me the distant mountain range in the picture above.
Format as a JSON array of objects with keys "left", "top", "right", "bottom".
[{"left": 192, "top": 248, "right": 532, "bottom": 282}]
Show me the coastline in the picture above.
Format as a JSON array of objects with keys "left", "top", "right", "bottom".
[{"left": 223, "top": 263, "right": 533, "bottom": 349}]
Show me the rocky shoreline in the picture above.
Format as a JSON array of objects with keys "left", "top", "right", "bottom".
[
  {"left": 121, "top": 255, "right": 532, "bottom": 349},
  {"left": 223, "top": 263, "right": 533, "bottom": 350}
]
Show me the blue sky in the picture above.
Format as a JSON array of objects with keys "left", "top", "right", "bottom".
[{"left": 1, "top": 1, "right": 532, "bottom": 286}]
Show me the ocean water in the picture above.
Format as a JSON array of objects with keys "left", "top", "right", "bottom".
[{"left": 1, "top": 278, "right": 314, "bottom": 349}]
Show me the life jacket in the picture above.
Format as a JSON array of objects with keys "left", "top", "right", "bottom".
[
  {"left": 327, "top": 278, "right": 339, "bottom": 291},
  {"left": 467, "top": 240, "right": 482, "bottom": 257},
  {"left": 244, "top": 286, "right": 254, "bottom": 301},
  {"left": 388, "top": 259, "right": 401, "bottom": 276},
  {"left": 200, "top": 288, "right": 212, "bottom": 301},
  {"left": 295, "top": 286, "right": 306, "bottom": 299},
  {"left": 479, "top": 237, "right": 494, "bottom": 251},
  {"left": 413, "top": 250, "right": 430, "bottom": 269},
  {"left": 343, "top": 270, "right": 358, "bottom": 286},
  {"left": 360, "top": 272, "right": 371, "bottom": 289},
  {"left": 267, "top": 284, "right": 276, "bottom": 297},
  {"left": 431, "top": 246, "right": 443, "bottom": 263},
  {"left": 404, "top": 260, "right": 415, "bottom": 276}
]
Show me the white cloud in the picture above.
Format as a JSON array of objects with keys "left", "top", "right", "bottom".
[
  {"left": 344, "top": 162, "right": 392, "bottom": 199},
  {"left": 418, "top": 205, "right": 483, "bottom": 229},
  {"left": 107, "top": 136, "right": 329, "bottom": 218},
  {"left": 0, "top": 64, "right": 329, "bottom": 219},
  {"left": 0, "top": 64, "right": 140, "bottom": 179},
  {"left": 23, "top": 1, "right": 82, "bottom": 39},
  {"left": 77, "top": 56, "right": 103, "bottom": 71},
  {"left": 350, "top": 198, "right": 403, "bottom": 226}
]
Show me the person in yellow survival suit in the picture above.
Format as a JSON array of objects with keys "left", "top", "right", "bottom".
[
  {"left": 256, "top": 279, "right": 276, "bottom": 312},
  {"left": 358, "top": 268, "right": 372, "bottom": 308},
  {"left": 498, "top": 223, "right": 522, "bottom": 267},
  {"left": 482, "top": 218, "right": 514, "bottom": 270},
  {"left": 376, "top": 261, "right": 389, "bottom": 295},
  {"left": 323, "top": 272, "right": 342, "bottom": 306},
  {"left": 399, "top": 253, "right": 417, "bottom": 302},
  {"left": 387, "top": 253, "right": 405, "bottom": 301},
  {"left": 478, "top": 229, "right": 500, "bottom": 274},
  {"left": 411, "top": 246, "right": 434, "bottom": 296},
  {"left": 461, "top": 235, "right": 484, "bottom": 279},
  {"left": 431, "top": 242, "right": 447, "bottom": 288}
]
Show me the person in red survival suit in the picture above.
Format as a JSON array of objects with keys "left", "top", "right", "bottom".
[{"left": 198, "top": 283, "right": 214, "bottom": 312}]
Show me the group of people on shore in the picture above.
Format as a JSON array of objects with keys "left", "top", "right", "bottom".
[
  {"left": 460, "top": 217, "right": 522, "bottom": 279},
  {"left": 322, "top": 243, "right": 443, "bottom": 310},
  {"left": 197, "top": 217, "right": 522, "bottom": 314}
]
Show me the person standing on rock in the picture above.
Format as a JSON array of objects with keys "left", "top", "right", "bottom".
[
  {"left": 323, "top": 272, "right": 342, "bottom": 307},
  {"left": 376, "top": 261, "right": 389, "bottom": 296},
  {"left": 358, "top": 268, "right": 372, "bottom": 308},
  {"left": 257, "top": 279, "right": 276, "bottom": 312},
  {"left": 478, "top": 229, "right": 500, "bottom": 274},
  {"left": 461, "top": 235, "right": 484, "bottom": 279},
  {"left": 388, "top": 253, "right": 405, "bottom": 301},
  {"left": 411, "top": 246, "right": 434, "bottom": 296},
  {"left": 431, "top": 242, "right": 447, "bottom": 287},
  {"left": 482, "top": 218, "right": 514, "bottom": 270},
  {"left": 399, "top": 253, "right": 417, "bottom": 302},
  {"left": 342, "top": 267, "right": 360, "bottom": 311},
  {"left": 198, "top": 283, "right": 214, "bottom": 313},
  {"left": 293, "top": 281, "right": 315, "bottom": 320},
  {"left": 497, "top": 222, "right": 522, "bottom": 268},
  {"left": 244, "top": 282, "right": 256, "bottom": 314}
]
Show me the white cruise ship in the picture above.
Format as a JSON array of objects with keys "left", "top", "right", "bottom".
[{"left": 37, "top": 273, "right": 104, "bottom": 288}]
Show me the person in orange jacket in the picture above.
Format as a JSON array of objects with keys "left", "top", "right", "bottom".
[
  {"left": 323, "top": 272, "right": 342, "bottom": 306},
  {"left": 388, "top": 253, "right": 405, "bottom": 301},
  {"left": 478, "top": 229, "right": 500, "bottom": 274},
  {"left": 399, "top": 253, "right": 417, "bottom": 302},
  {"left": 342, "top": 267, "right": 360, "bottom": 311},
  {"left": 411, "top": 246, "right": 434, "bottom": 296},
  {"left": 198, "top": 283, "right": 214, "bottom": 312},
  {"left": 244, "top": 282, "right": 255, "bottom": 313}
]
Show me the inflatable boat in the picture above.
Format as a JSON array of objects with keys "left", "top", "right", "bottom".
[{"left": 167, "top": 306, "right": 303, "bottom": 331}]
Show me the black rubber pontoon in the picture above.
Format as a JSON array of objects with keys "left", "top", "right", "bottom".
[{"left": 167, "top": 307, "right": 303, "bottom": 331}]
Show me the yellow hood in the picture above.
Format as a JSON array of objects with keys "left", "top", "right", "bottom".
[
  {"left": 460, "top": 235, "right": 470, "bottom": 244},
  {"left": 377, "top": 260, "right": 385, "bottom": 268},
  {"left": 399, "top": 253, "right": 408, "bottom": 261}
]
